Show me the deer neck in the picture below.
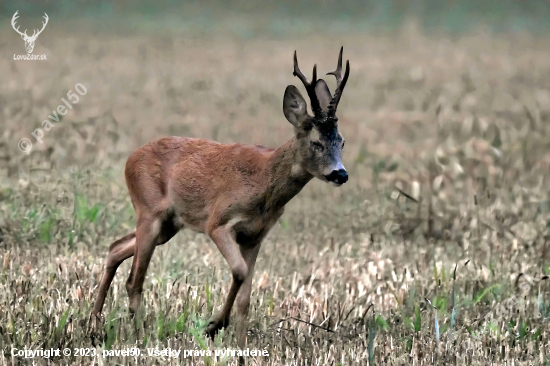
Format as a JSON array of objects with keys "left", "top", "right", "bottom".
[{"left": 263, "top": 137, "right": 312, "bottom": 211}]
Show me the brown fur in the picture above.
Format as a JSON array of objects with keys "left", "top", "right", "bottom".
[
  {"left": 91, "top": 136, "right": 315, "bottom": 347},
  {"left": 124, "top": 136, "right": 312, "bottom": 237},
  {"left": 92, "top": 50, "right": 350, "bottom": 362}
]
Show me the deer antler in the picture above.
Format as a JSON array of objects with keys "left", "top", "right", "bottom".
[
  {"left": 30, "top": 13, "right": 49, "bottom": 39},
  {"left": 11, "top": 11, "right": 28, "bottom": 37},
  {"left": 293, "top": 51, "right": 322, "bottom": 116},
  {"left": 326, "top": 47, "right": 350, "bottom": 115}
]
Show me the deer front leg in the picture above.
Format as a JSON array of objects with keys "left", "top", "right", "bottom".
[
  {"left": 235, "top": 244, "right": 260, "bottom": 346},
  {"left": 206, "top": 225, "right": 248, "bottom": 338},
  {"left": 235, "top": 244, "right": 261, "bottom": 366}
]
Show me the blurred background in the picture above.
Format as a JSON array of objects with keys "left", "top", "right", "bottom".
[{"left": 2, "top": 1, "right": 550, "bottom": 364}]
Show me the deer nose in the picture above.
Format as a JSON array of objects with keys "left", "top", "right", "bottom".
[{"left": 325, "top": 169, "right": 348, "bottom": 184}]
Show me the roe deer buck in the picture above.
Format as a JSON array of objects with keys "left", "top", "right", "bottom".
[{"left": 92, "top": 47, "right": 350, "bottom": 352}]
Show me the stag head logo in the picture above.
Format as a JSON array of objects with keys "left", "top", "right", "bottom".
[{"left": 11, "top": 11, "right": 49, "bottom": 54}]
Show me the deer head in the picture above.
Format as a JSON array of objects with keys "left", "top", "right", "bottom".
[
  {"left": 12, "top": 11, "right": 49, "bottom": 54},
  {"left": 283, "top": 47, "right": 350, "bottom": 186}
]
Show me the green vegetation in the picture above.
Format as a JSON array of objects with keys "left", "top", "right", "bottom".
[{"left": 2, "top": 4, "right": 550, "bottom": 364}]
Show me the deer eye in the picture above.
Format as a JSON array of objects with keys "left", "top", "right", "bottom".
[
  {"left": 342, "top": 141, "right": 345, "bottom": 149},
  {"left": 311, "top": 141, "right": 324, "bottom": 151}
]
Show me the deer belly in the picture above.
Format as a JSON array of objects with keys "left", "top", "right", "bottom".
[
  {"left": 235, "top": 227, "right": 269, "bottom": 246},
  {"left": 233, "top": 211, "right": 282, "bottom": 246}
]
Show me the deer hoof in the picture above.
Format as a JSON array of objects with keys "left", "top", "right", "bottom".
[{"left": 205, "top": 318, "right": 229, "bottom": 339}]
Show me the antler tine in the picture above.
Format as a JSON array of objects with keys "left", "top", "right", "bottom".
[
  {"left": 34, "top": 13, "right": 49, "bottom": 37},
  {"left": 293, "top": 51, "right": 321, "bottom": 115},
  {"left": 311, "top": 64, "right": 317, "bottom": 84},
  {"left": 326, "top": 47, "right": 350, "bottom": 113},
  {"left": 293, "top": 51, "right": 310, "bottom": 86},
  {"left": 326, "top": 46, "right": 344, "bottom": 83},
  {"left": 11, "top": 11, "right": 27, "bottom": 37}
]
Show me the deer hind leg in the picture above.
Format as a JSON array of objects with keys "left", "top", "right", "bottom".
[
  {"left": 92, "top": 232, "right": 137, "bottom": 317},
  {"left": 125, "top": 215, "right": 181, "bottom": 314},
  {"left": 205, "top": 225, "right": 249, "bottom": 338}
]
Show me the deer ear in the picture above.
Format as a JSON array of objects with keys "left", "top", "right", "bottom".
[
  {"left": 314, "top": 79, "right": 332, "bottom": 111},
  {"left": 283, "top": 85, "right": 309, "bottom": 128}
]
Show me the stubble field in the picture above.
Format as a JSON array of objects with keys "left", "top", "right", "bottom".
[{"left": 1, "top": 14, "right": 550, "bottom": 365}]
